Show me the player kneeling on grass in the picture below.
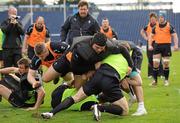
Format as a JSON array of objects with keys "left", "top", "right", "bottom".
[
  {"left": 0, "top": 58, "right": 45, "bottom": 110},
  {"left": 97, "top": 70, "right": 147, "bottom": 116}
]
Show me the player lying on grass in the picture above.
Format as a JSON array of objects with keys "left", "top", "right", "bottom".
[{"left": 0, "top": 58, "right": 45, "bottom": 110}]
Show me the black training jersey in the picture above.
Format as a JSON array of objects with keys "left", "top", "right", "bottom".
[{"left": 70, "top": 39, "right": 133, "bottom": 74}]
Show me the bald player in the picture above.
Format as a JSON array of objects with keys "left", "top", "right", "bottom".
[{"left": 22, "top": 16, "right": 51, "bottom": 59}]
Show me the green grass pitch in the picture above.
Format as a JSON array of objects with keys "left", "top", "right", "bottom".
[{"left": 0, "top": 51, "right": 180, "bottom": 123}]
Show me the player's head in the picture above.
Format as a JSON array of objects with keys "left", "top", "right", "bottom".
[
  {"left": 91, "top": 32, "right": 107, "bottom": 54},
  {"left": 101, "top": 17, "right": 110, "bottom": 30},
  {"left": 78, "top": 0, "right": 89, "bottom": 18},
  {"left": 8, "top": 6, "right": 17, "bottom": 17},
  {"left": 34, "top": 42, "right": 49, "bottom": 60},
  {"left": 149, "top": 12, "right": 157, "bottom": 25},
  {"left": 17, "top": 58, "right": 30, "bottom": 74},
  {"left": 158, "top": 10, "right": 167, "bottom": 23},
  {"left": 35, "top": 16, "right": 44, "bottom": 29}
]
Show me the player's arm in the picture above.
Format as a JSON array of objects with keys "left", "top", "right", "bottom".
[
  {"left": 170, "top": 25, "right": 178, "bottom": 51},
  {"left": 117, "top": 45, "right": 134, "bottom": 69},
  {"left": 27, "top": 56, "right": 41, "bottom": 87},
  {"left": 45, "top": 27, "right": 51, "bottom": 43},
  {"left": 22, "top": 34, "right": 29, "bottom": 55},
  {"left": 91, "top": 19, "right": 100, "bottom": 34},
  {"left": 140, "top": 27, "right": 148, "bottom": 41},
  {"left": 45, "top": 37, "right": 50, "bottom": 43},
  {"left": 9, "top": 73, "right": 20, "bottom": 82},
  {"left": 27, "top": 68, "right": 42, "bottom": 89},
  {"left": 131, "top": 48, "right": 143, "bottom": 73},
  {"left": 16, "top": 20, "right": 24, "bottom": 35},
  {"left": 0, "top": 20, "right": 13, "bottom": 34},
  {"left": 148, "top": 26, "right": 155, "bottom": 50},
  {"left": 0, "top": 67, "right": 20, "bottom": 82},
  {"left": 26, "top": 86, "right": 45, "bottom": 111},
  {"left": 112, "top": 29, "right": 118, "bottom": 40},
  {"left": 27, "top": 58, "right": 45, "bottom": 110},
  {"left": 60, "top": 16, "right": 71, "bottom": 42},
  {"left": 148, "top": 33, "right": 154, "bottom": 45},
  {"left": 0, "top": 67, "right": 19, "bottom": 74},
  {"left": 172, "top": 33, "right": 178, "bottom": 51},
  {"left": 51, "top": 41, "right": 70, "bottom": 54},
  {"left": 22, "top": 25, "right": 32, "bottom": 55}
]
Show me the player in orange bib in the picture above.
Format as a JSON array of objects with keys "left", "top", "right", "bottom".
[
  {"left": 100, "top": 18, "right": 118, "bottom": 40},
  {"left": 148, "top": 10, "right": 178, "bottom": 86},
  {"left": 22, "top": 16, "right": 50, "bottom": 59}
]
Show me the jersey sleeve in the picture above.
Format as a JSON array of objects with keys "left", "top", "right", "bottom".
[
  {"left": 29, "top": 55, "right": 42, "bottom": 70},
  {"left": 26, "top": 24, "right": 34, "bottom": 35},
  {"left": 50, "top": 41, "right": 70, "bottom": 54},
  {"left": 45, "top": 27, "right": 50, "bottom": 38},
  {"left": 143, "top": 25, "right": 148, "bottom": 31},
  {"left": 170, "top": 24, "right": 176, "bottom": 34}
]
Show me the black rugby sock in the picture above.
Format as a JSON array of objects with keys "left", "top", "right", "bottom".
[
  {"left": 163, "top": 67, "right": 169, "bottom": 80},
  {"left": 50, "top": 96, "right": 75, "bottom": 115},
  {"left": 153, "top": 67, "right": 159, "bottom": 82}
]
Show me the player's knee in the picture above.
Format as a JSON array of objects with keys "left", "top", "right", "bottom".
[
  {"left": 115, "top": 97, "right": 129, "bottom": 115},
  {"left": 134, "top": 75, "right": 142, "bottom": 86},
  {"left": 153, "top": 64, "right": 159, "bottom": 68},
  {"left": 120, "top": 79, "right": 130, "bottom": 92},
  {"left": 129, "top": 74, "right": 142, "bottom": 86},
  {"left": 162, "top": 58, "right": 170, "bottom": 67},
  {"left": 153, "top": 58, "right": 160, "bottom": 67},
  {"left": 163, "top": 63, "right": 169, "bottom": 68}
]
